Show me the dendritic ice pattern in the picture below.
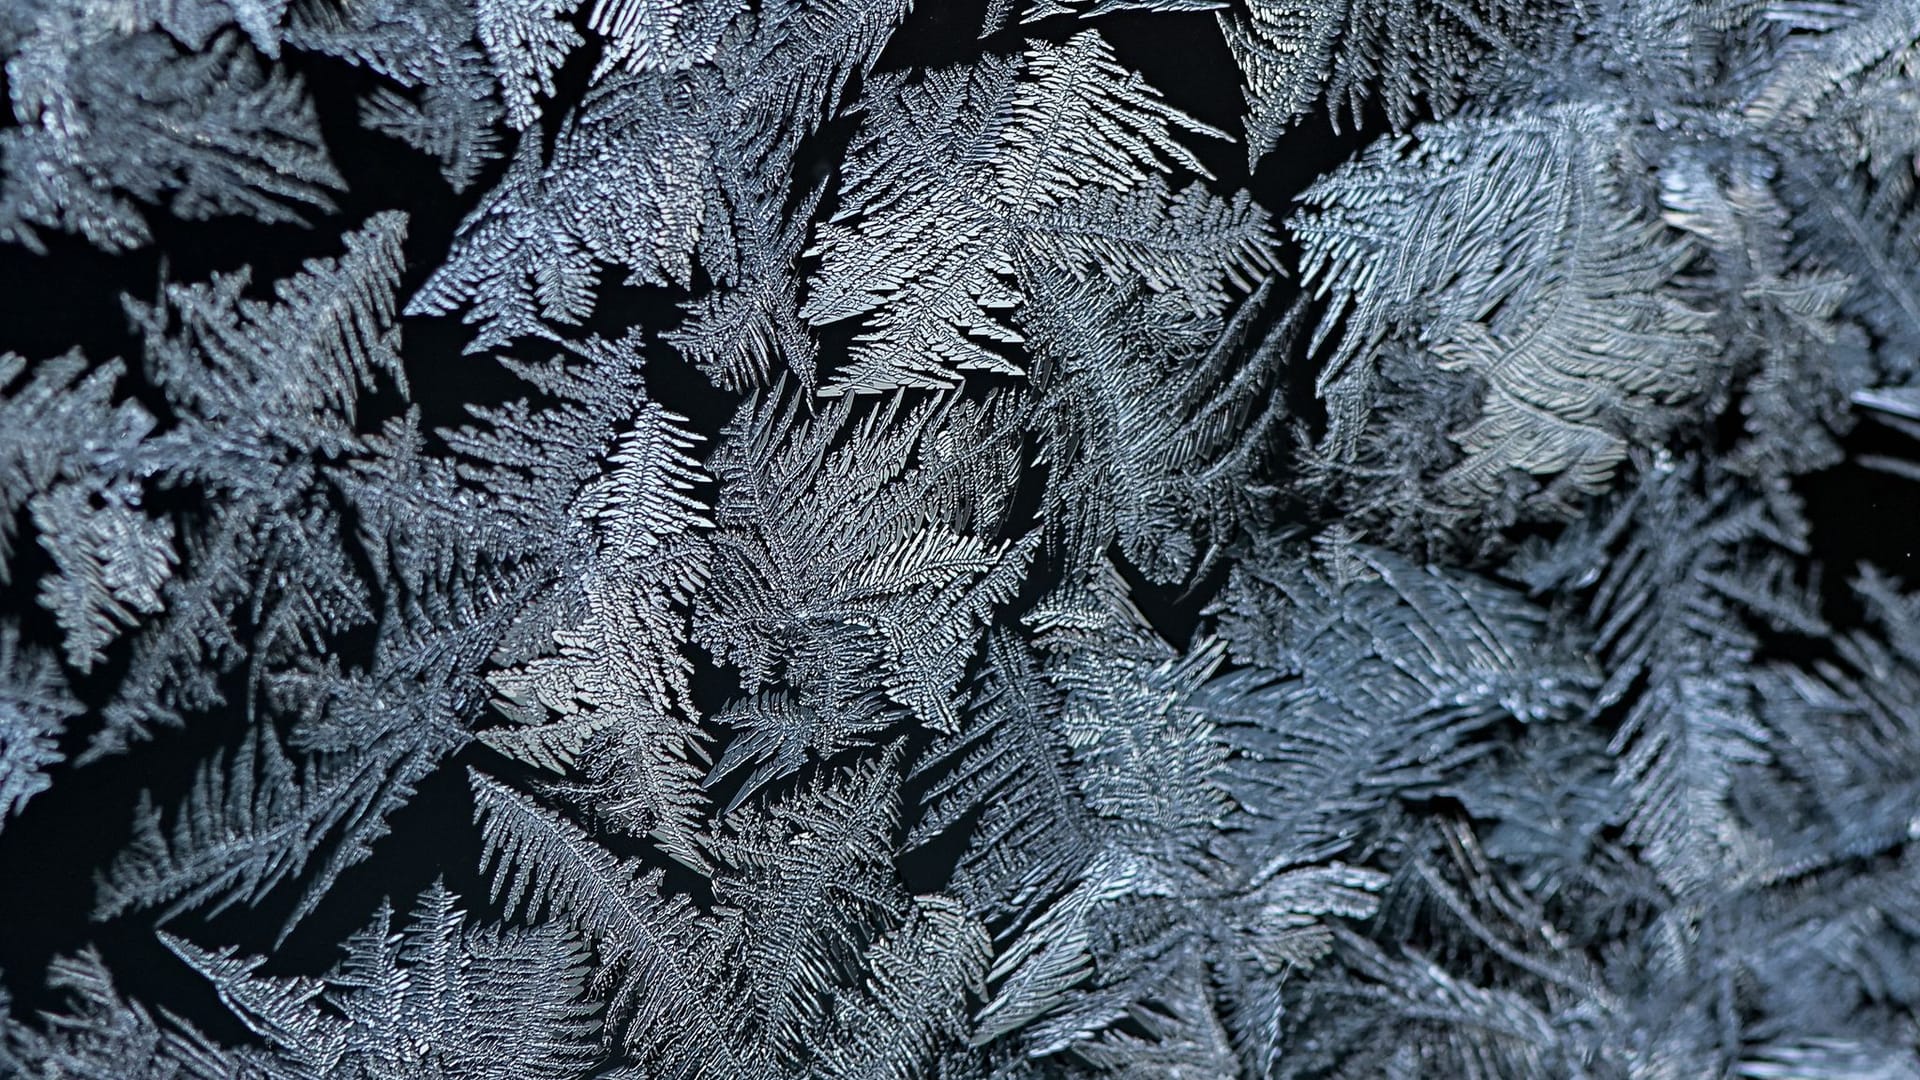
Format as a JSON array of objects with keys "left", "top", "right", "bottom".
[{"left": 0, "top": 1, "right": 1918, "bottom": 1078}]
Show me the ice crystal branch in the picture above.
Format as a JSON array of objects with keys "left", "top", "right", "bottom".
[{"left": 4, "top": 2, "right": 1920, "bottom": 1079}]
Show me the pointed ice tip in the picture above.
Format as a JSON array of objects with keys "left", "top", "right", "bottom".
[{"left": 1854, "top": 387, "right": 1920, "bottom": 420}]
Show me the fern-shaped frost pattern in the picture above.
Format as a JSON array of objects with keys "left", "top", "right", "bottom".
[{"left": 2, "top": 4, "right": 1918, "bottom": 1080}]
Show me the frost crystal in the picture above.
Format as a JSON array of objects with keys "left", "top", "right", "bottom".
[{"left": 4, "top": 2, "right": 1919, "bottom": 1078}]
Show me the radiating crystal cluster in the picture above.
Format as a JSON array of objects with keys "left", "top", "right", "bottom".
[{"left": 3, "top": 2, "right": 1919, "bottom": 1077}]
